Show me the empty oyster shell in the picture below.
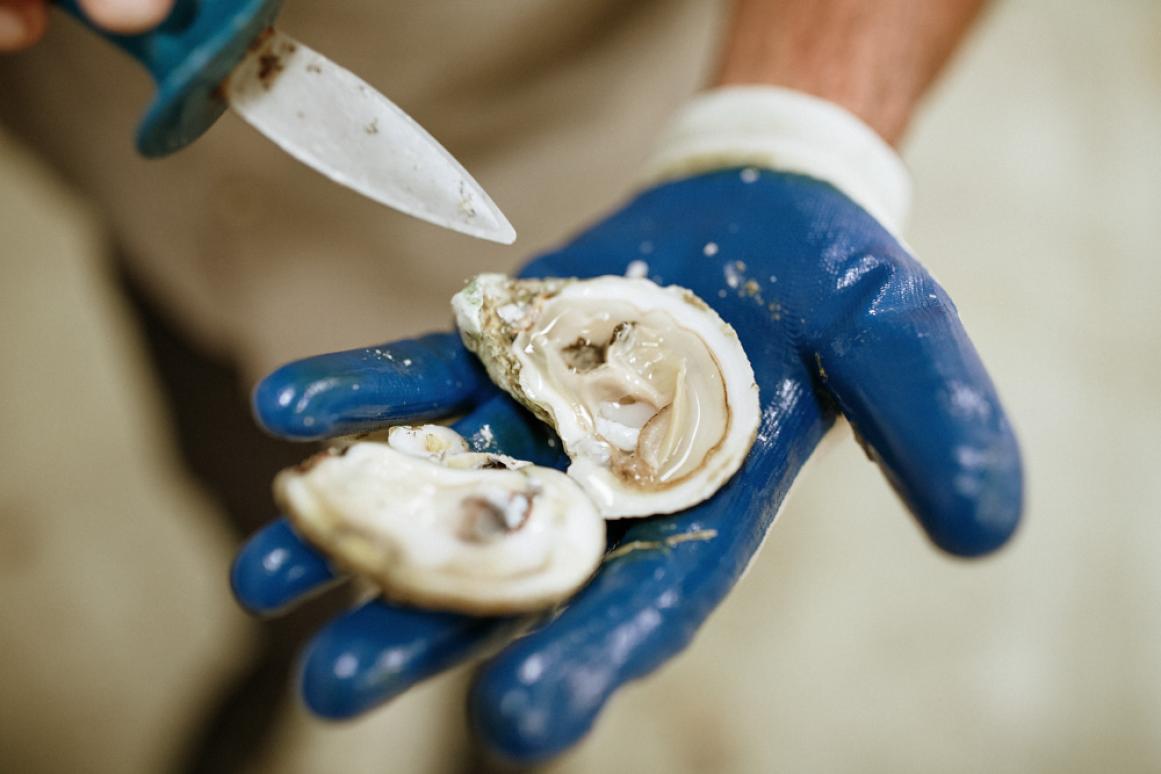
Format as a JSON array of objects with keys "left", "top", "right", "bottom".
[
  {"left": 275, "top": 425, "right": 605, "bottom": 614},
  {"left": 453, "top": 274, "right": 761, "bottom": 518}
]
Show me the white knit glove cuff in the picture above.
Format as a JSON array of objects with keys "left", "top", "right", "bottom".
[{"left": 640, "top": 85, "right": 912, "bottom": 235}]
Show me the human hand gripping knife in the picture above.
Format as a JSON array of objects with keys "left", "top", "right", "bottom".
[
  {"left": 233, "top": 86, "right": 1023, "bottom": 762},
  {"left": 54, "top": 0, "right": 515, "bottom": 243}
]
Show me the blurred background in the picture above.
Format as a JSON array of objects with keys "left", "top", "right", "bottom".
[{"left": 1, "top": 0, "right": 1159, "bottom": 772}]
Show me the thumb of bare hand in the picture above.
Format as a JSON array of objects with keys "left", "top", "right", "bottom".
[{"left": 77, "top": 0, "right": 171, "bottom": 34}]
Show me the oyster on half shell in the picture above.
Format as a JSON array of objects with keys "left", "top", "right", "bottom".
[
  {"left": 453, "top": 274, "right": 761, "bottom": 518},
  {"left": 275, "top": 425, "right": 605, "bottom": 614}
]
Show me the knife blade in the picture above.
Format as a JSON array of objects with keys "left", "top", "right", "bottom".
[
  {"left": 54, "top": 0, "right": 516, "bottom": 244},
  {"left": 225, "top": 29, "right": 515, "bottom": 245}
]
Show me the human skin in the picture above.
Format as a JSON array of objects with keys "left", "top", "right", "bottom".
[
  {"left": 0, "top": 0, "right": 170, "bottom": 49},
  {"left": 717, "top": 0, "right": 989, "bottom": 144}
]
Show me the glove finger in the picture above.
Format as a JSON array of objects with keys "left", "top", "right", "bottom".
[
  {"left": 253, "top": 332, "right": 487, "bottom": 440},
  {"left": 296, "top": 392, "right": 562, "bottom": 717},
  {"left": 812, "top": 248, "right": 1022, "bottom": 556},
  {"left": 300, "top": 599, "right": 515, "bottom": 719},
  {"left": 468, "top": 393, "right": 828, "bottom": 763},
  {"left": 234, "top": 392, "right": 567, "bottom": 716},
  {"left": 231, "top": 519, "right": 342, "bottom": 615}
]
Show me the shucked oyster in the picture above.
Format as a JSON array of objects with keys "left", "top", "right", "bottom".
[
  {"left": 275, "top": 425, "right": 605, "bottom": 614},
  {"left": 453, "top": 274, "right": 761, "bottom": 518}
]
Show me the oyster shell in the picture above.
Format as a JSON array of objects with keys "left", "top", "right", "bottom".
[
  {"left": 275, "top": 425, "right": 605, "bottom": 614},
  {"left": 453, "top": 274, "right": 761, "bottom": 518}
]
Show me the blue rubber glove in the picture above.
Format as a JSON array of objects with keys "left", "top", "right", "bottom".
[{"left": 232, "top": 89, "right": 1022, "bottom": 763}]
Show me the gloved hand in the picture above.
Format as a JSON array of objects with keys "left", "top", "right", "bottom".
[{"left": 232, "top": 87, "right": 1022, "bottom": 763}]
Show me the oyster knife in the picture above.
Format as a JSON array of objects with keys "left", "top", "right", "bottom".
[{"left": 54, "top": 0, "right": 515, "bottom": 244}]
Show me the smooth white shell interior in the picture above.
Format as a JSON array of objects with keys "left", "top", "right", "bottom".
[
  {"left": 520, "top": 298, "right": 730, "bottom": 481},
  {"left": 276, "top": 426, "right": 605, "bottom": 613},
  {"left": 459, "top": 275, "right": 761, "bottom": 519}
]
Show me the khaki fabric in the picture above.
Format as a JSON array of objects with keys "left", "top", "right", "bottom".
[
  {"left": 0, "top": 0, "right": 724, "bottom": 380},
  {"left": 0, "top": 131, "right": 250, "bottom": 774}
]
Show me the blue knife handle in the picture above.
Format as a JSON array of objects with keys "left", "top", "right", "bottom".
[{"left": 56, "top": 0, "right": 282, "bottom": 157}]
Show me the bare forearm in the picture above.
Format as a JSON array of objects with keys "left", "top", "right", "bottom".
[{"left": 715, "top": 0, "right": 988, "bottom": 145}]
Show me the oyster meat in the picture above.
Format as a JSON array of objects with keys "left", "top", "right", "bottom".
[
  {"left": 453, "top": 274, "right": 760, "bottom": 518},
  {"left": 276, "top": 425, "right": 605, "bottom": 614}
]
